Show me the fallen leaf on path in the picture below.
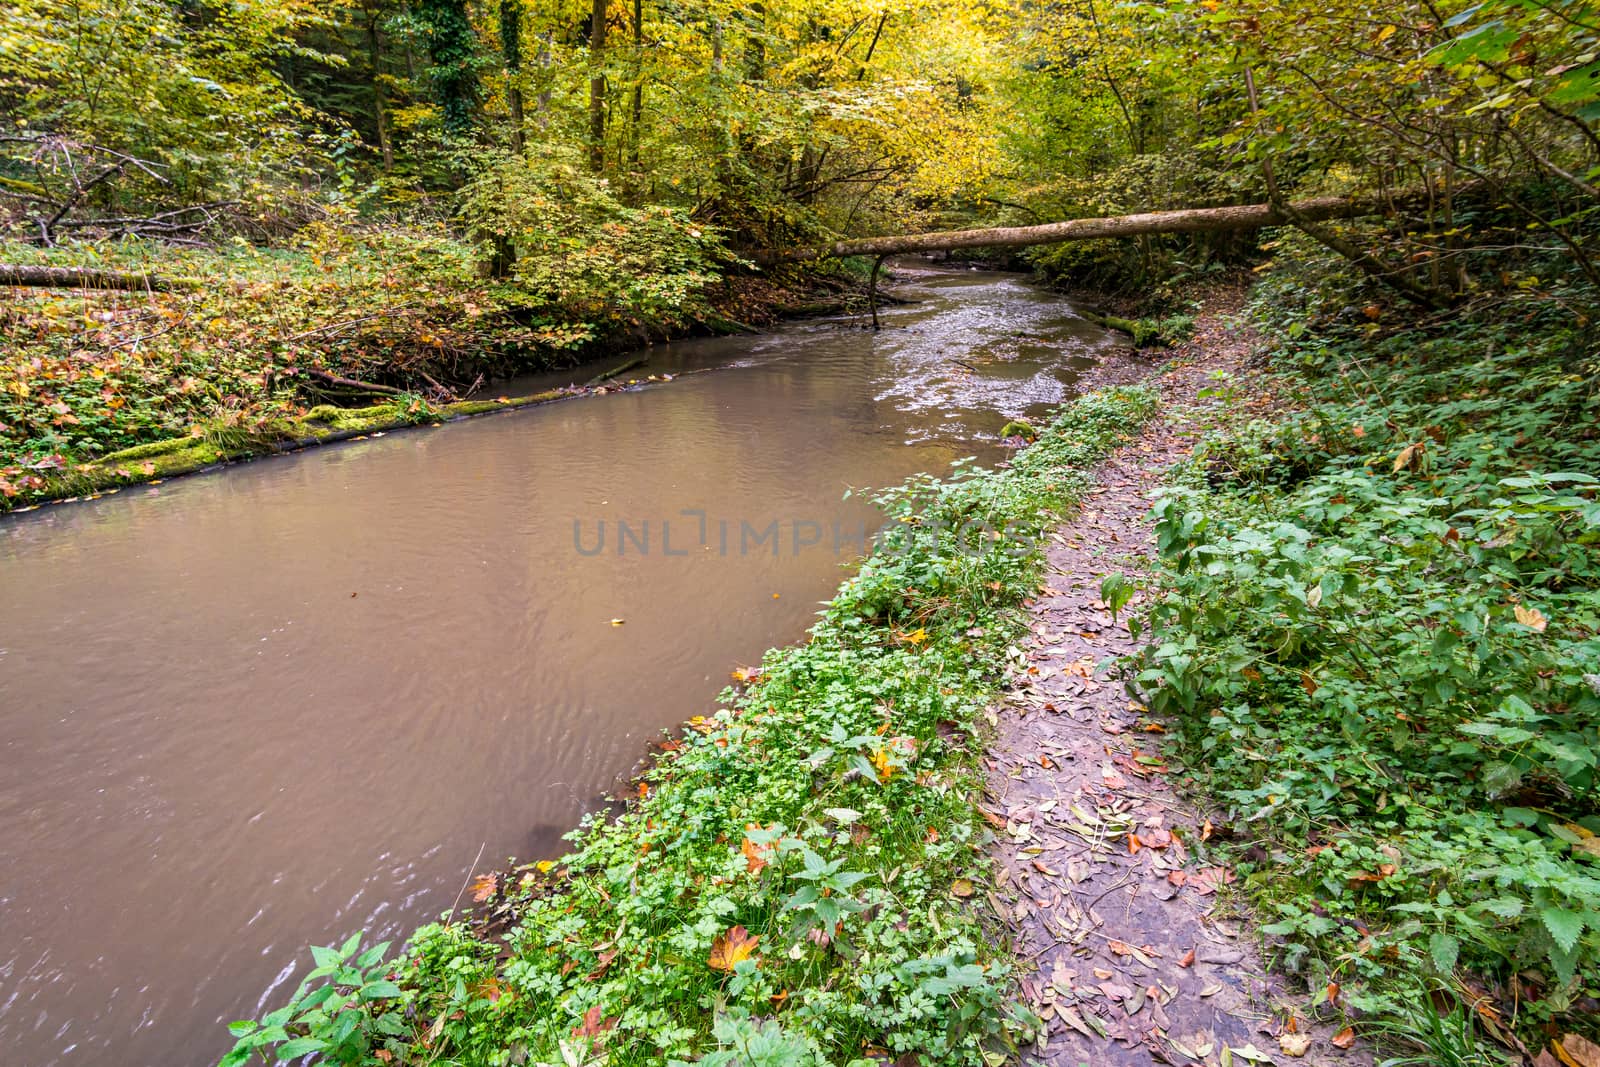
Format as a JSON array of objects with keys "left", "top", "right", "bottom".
[
  {"left": 1331, "top": 1026, "right": 1356, "bottom": 1049},
  {"left": 1178, "top": 948, "right": 1196, "bottom": 968},
  {"left": 1279, "top": 1032, "right": 1311, "bottom": 1057}
]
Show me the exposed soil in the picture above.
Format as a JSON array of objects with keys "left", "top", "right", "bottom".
[{"left": 985, "top": 294, "right": 1371, "bottom": 1067}]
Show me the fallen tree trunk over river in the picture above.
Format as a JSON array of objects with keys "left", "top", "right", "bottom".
[
  {"left": 756, "top": 192, "right": 1406, "bottom": 264},
  {"left": 0, "top": 263, "right": 199, "bottom": 291}
]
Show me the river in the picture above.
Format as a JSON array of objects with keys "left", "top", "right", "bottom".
[{"left": 0, "top": 265, "right": 1123, "bottom": 1065}]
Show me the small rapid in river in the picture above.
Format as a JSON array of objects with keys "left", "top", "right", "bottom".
[{"left": 0, "top": 265, "right": 1126, "bottom": 1065}]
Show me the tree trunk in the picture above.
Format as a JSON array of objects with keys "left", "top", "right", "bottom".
[
  {"left": 628, "top": 0, "right": 644, "bottom": 167},
  {"left": 500, "top": 0, "right": 525, "bottom": 153},
  {"left": 366, "top": 12, "right": 394, "bottom": 173},
  {"left": 755, "top": 192, "right": 1428, "bottom": 264},
  {"left": 535, "top": 32, "right": 553, "bottom": 127},
  {"left": 1, "top": 264, "right": 198, "bottom": 291},
  {"left": 589, "top": 0, "right": 608, "bottom": 171},
  {"left": 417, "top": 0, "right": 478, "bottom": 138}
]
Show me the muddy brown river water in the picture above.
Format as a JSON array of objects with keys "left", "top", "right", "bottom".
[{"left": 0, "top": 266, "right": 1122, "bottom": 1065}]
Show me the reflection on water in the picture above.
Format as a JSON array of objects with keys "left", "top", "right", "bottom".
[{"left": 0, "top": 266, "right": 1118, "bottom": 1065}]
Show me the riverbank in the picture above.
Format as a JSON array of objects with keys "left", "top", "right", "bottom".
[
  {"left": 0, "top": 228, "right": 874, "bottom": 513},
  {"left": 222, "top": 376, "right": 1160, "bottom": 1065}
]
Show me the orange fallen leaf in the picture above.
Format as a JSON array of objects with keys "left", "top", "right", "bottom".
[
  {"left": 1331, "top": 1026, "right": 1356, "bottom": 1049},
  {"left": 740, "top": 835, "right": 770, "bottom": 875},
  {"left": 469, "top": 873, "right": 498, "bottom": 903},
  {"left": 1514, "top": 604, "right": 1549, "bottom": 633},
  {"left": 1178, "top": 948, "right": 1196, "bottom": 968},
  {"left": 1349, "top": 863, "right": 1399, "bottom": 885},
  {"left": 708, "top": 925, "right": 760, "bottom": 972}
]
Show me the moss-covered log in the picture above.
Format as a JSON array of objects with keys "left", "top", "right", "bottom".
[{"left": 0, "top": 264, "right": 201, "bottom": 291}]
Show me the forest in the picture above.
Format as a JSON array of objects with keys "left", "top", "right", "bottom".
[{"left": 2, "top": 0, "right": 1599, "bottom": 1066}]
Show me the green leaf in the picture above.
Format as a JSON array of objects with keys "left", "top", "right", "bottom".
[
  {"left": 309, "top": 945, "right": 340, "bottom": 969},
  {"left": 354, "top": 941, "right": 391, "bottom": 969},
  {"left": 1429, "top": 932, "right": 1459, "bottom": 973},
  {"left": 359, "top": 980, "right": 403, "bottom": 1001},
  {"left": 275, "top": 1036, "right": 327, "bottom": 1060},
  {"left": 227, "top": 1020, "right": 259, "bottom": 1037},
  {"left": 1477, "top": 896, "right": 1524, "bottom": 919},
  {"left": 1540, "top": 906, "right": 1586, "bottom": 954}
]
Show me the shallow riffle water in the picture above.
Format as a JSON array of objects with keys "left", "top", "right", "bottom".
[{"left": 0, "top": 265, "right": 1121, "bottom": 1065}]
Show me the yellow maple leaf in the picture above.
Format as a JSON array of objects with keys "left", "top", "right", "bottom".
[{"left": 708, "top": 925, "right": 760, "bottom": 971}]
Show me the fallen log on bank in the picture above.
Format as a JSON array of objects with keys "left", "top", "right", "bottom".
[
  {"left": 755, "top": 192, "right": 1410, "bottom": 264},
  {"left": 0, "top": 263, "right": 200, "bottom": 291}
]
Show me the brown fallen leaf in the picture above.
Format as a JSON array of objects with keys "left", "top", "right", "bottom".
[
  {"left": 1331, "top": 1026, "right": 1356, "bottom": 1049},
  {"left": 1557, "top": 1034, "right": 1600, "bottom": 1067},
  {"left": 572, "top": 1004, "right": 617, "bottom": 1039},
  {"left": 469, "top": 873, "right": 498, "bottom": 903},
  {"left": 1392, "top": 440, "right": 1426, "bottom": 473},
  {"left": 1178, "top": 948, "right": 1196, "bottom": 968}
]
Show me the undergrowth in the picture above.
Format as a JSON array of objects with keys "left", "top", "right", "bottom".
[
  {"left": 1135, "top": 245, "right": 1600, "bottom": 1062},
  {"left": 221, "top": 386, "right": 1159, "bottom": 1067}
]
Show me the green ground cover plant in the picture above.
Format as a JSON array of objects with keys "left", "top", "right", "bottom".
[
  {"left": 220, "top": 385, "right": 1159, "bottom": 1067},
  {"left": 1134, "top": 242, "right": 1600, "bottom": 1062}
]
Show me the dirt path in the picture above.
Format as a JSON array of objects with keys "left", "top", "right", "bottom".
[{"left": 985, "top": 303, "right": 1369, "bottom": 1067}]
